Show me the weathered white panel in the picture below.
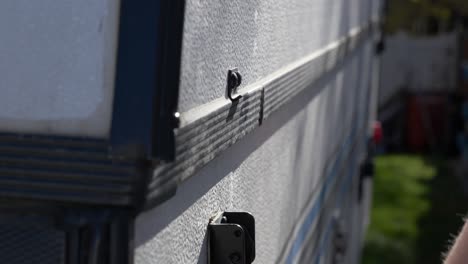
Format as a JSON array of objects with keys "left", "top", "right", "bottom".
[
  {"left": 380, "top": 32, "right": 458, "bottom": 105},
  {"left": 0, "top": 0, "right": 120, "bottom": 137},
  {"left": 178, "top": 0, "right": 373, "bottom": 112},
  {"left": 135, "top": 38, "right": 374, "bottom": 263}
]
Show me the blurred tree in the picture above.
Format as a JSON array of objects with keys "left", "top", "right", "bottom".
[{"left": 385, "top": 0, "right": 468, "bottom": 34}]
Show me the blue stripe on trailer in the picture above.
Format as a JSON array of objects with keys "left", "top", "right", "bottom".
[
  {"left": 313, "top": 153, "right": 359, "bottom": 264},
  {"left": 285, "top": 125, "right": 359, "bottom": 264}
]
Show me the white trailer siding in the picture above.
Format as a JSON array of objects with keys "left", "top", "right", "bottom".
[
  {"left": 135, "top": 0, "right": 381, "bottom": 263},
  {"left": 0, "top": 0, "right": 120, "bottom": 137},
  {"left": 178, "top": 0, "right": 374, "bottom": 113}
]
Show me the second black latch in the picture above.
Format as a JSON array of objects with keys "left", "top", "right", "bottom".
[{"left": 208, "top": 212, "right": 255, "bottom": 264}]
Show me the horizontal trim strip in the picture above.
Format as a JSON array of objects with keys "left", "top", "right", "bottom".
[
  {"left": 0, "top": 167, "right": 133, "bottom": 183},
  {"left": 144, "top": 21, "right": 377, "bottom": 208},
  {"left": 0, "top": 134, "right": 144, "bottom": 206},
  {"left": 0, "top": 188, "right": 133, "bottom": 206},
  {"left": 0, "top": 132, "right": 107, "bottom": 149}
]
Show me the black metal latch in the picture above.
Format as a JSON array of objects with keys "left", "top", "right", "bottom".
[
  {"left": 208, "top": 212, "right": 255, "bottom": 264},
  {"left": 226, "top": 68, "right": 243, "bottom": 102}
]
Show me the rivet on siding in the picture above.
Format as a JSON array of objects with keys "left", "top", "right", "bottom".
[
  {"left": 172, "top": 112, "right": 181, "bottom": 128},
  {"left": 229, "top": 252, "right": 242, "bottom": 264}
]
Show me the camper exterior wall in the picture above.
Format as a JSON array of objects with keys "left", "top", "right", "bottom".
[{"left": 134, "top": 0, "right": 380, "bottom": 260}]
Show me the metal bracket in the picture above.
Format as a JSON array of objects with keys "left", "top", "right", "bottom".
[
  {"left": 208, "top": 212, "right": 255, "bottom": 264},
  {"left": 375, "top": 38, "right": 385, "bottom": 55}
]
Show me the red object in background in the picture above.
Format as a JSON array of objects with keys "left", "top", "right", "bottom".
[
  {"left": 372, "top": 121, "right": 383, "bottom": 145},
  {"left": 407, "top": 95, "right": 448, "bottom": 152}
]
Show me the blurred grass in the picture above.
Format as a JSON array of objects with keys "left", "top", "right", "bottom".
[
  {"left": 362, "top": 155, "right": 468, "bottom": 264},
  {"left": 415, "top": 159, "right": 468, "bottom": 263}
]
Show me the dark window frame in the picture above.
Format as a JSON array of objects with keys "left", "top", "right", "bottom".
[{"left": 111, "top": 0, "right": 186, "bottom": 162}]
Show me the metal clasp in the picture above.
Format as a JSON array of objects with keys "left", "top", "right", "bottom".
[
  {"left": 227, "top": 69, "right": 243, "bottom": 102},
  {"left": 208, "top": 212, "right": 255, "bottom": 264}
]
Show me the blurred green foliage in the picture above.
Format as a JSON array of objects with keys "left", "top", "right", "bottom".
[
  {"left": 415, "top": 160, "right": 468, "bottom": 263},
  {"left": 385, "top": 0, "right": 468, "bottom": 34},
  {"left": 362, "top": 155, "right": 468, "bottom": 264},
  {"left": 363, "top": 155, "right": 435, "bottom": 264}
]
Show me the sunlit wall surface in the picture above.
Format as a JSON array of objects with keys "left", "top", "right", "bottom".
[{"left": 136, "top": 0, "right": 383, "bottom": 263}]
